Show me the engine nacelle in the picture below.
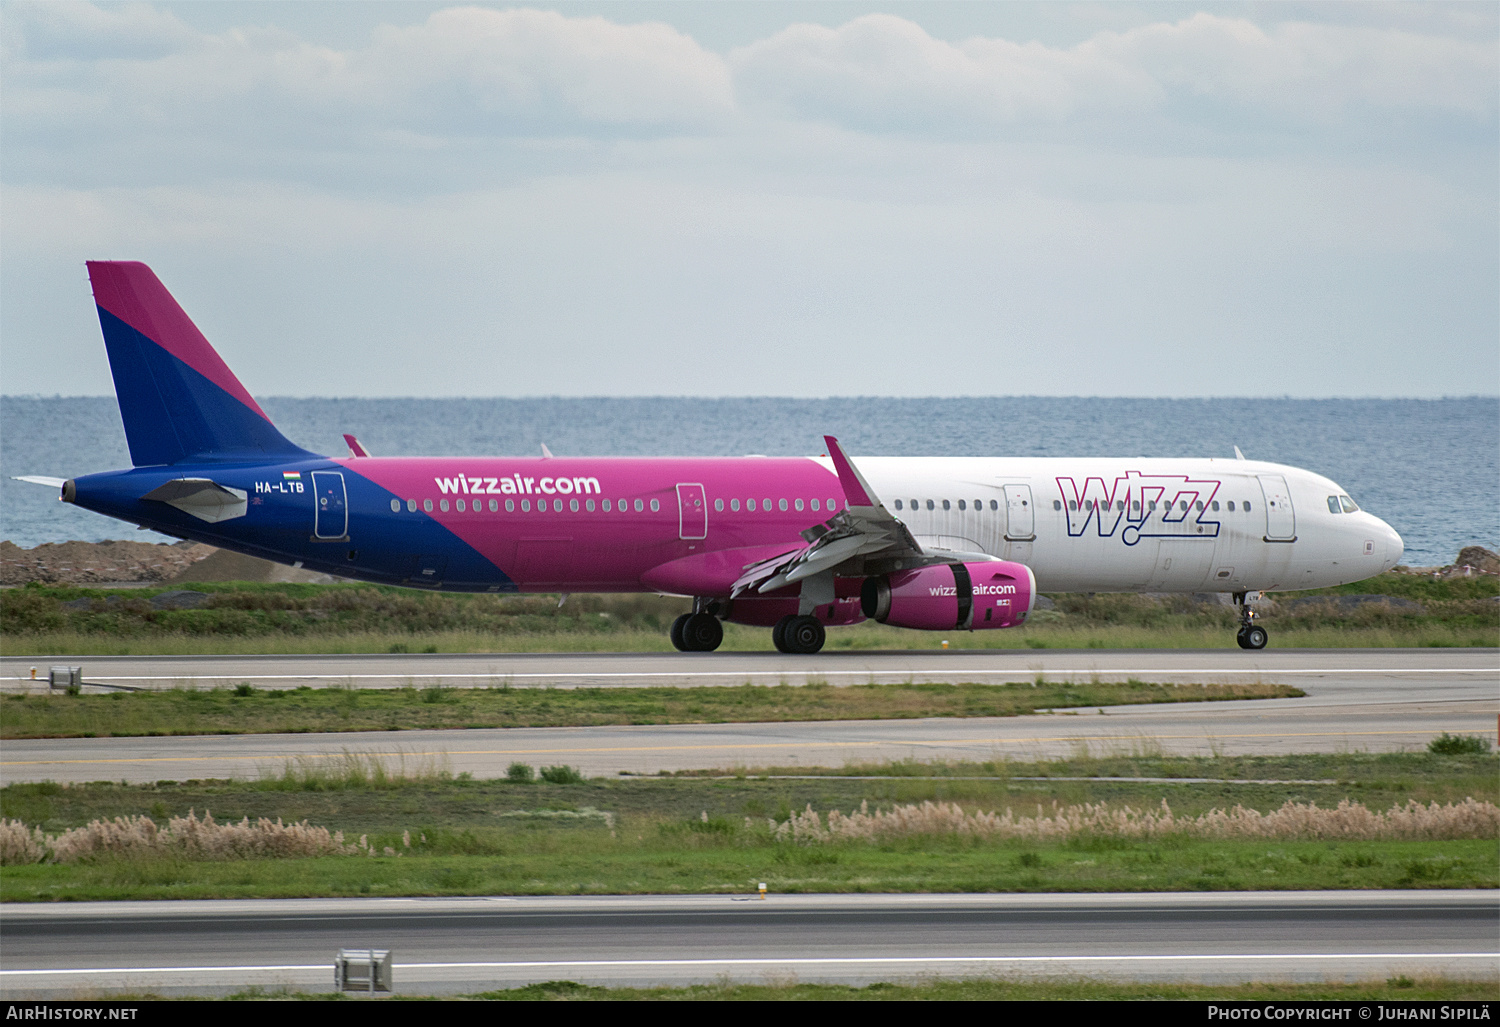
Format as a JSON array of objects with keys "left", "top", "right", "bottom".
[{"left": 860, "top": 561, "right": 1035, "bottom": 631}]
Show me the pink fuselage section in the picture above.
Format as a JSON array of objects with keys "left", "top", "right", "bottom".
[{"left": 340, "top": 455, "right": 846, "bottom": 596}]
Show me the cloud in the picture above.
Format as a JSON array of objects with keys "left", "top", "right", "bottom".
[
  {"left": 730, "top": 12, "right": 1496, "bottom": 133},
  {"left": 2, "top": 4, "right": 734, "bottom": 152},
  {"left": 731, "top": 14, "right": 1160, "bottom": 129},
  {"left": 2, "top": 0, "right": 196, "bottom": 62}
]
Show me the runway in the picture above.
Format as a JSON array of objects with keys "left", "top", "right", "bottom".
[
  {"left": 5, "top": 647, "right": 1497, "bottom": 692},
  {"left": 2, "top": 651, "right": 1495, "bottom": 782},
  {"left": 2, "top": 892, "right": 1494, "bottom": 997}
]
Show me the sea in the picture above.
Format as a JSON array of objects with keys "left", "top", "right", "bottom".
[{"left": 2, "top": 396, "right": 1495, "bottom": 570}]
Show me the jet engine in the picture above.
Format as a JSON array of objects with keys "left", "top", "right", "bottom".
[{"left": 861, "top": 561, "right": 1035, "bottom": 631}]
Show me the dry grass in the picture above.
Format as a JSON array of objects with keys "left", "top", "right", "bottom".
[
  {"left": 770, "top": 797, "right": 1500, "bottom": 844},
  {"left": 0, "top": 810, "right": 401, "bottom": 864}
]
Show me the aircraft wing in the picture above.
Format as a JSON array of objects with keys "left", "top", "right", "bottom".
[{"left": 731, "top": 436, "right": 930, "bottom": 597}]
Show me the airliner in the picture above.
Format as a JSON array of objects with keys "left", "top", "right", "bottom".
[{"left": 15, "top": 262, "right": 1404, "bottom": 653}]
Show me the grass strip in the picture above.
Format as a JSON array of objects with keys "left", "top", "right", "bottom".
[
  {"left": 0, "top": 679, "right": 1302, "bottom": 739},
  {"left": 459, "top": 976, "right": 1500, "bottom": 1002},
  {"left": 4, "top": 837, "right": 1494, "bottom": 901},
  {"left": 3, "top": 753, "right": 1494, "bottom": 902},
  {"left": 69, "top": 976, "right": 1500, "bottom": 1001},
  {"left": 2, "top": 571, "right": 1495, "bottom": 655}
]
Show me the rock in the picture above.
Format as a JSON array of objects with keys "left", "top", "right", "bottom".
[
  {"left": 1033, "top": 594, "right": 1055, "bottom": 611},
  {"left": 1, "top": 539, "right": 216, "bottom": 584},
  {"left": 149, "top": 590, "right": 210, "bottom": 610},
  {"left": 1455, "top": 546, "right": 1500, "bottom": 574}
]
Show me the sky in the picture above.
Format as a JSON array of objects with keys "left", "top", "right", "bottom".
[{"left": 1, "top": 1, "right": 1495, "bottom": 398}]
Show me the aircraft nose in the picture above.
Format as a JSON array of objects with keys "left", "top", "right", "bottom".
[{"left": 1380, "top": 520, "right": 1404, "bottom": 572}]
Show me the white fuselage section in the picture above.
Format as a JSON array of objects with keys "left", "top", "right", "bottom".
[{"left": 852, "top": 457, "right": 1403, "bottom": 593}]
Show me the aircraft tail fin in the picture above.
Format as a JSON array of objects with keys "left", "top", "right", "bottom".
[{"left": 86, "top": 261, "right": 313, "bottom": 466}]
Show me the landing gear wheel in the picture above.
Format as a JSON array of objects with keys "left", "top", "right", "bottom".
[
  {"left": 783, "top": 615, "right": 826, "bottom": 655},
  {"left": 680, "top": 612, "right": 723, "bottom": 652},
  {"left": 1237, "top": 625, "right": 1268, "bottom": 650},
  {"left": 669, "top": 613, "right": 691, "bottom": 652},
  {"left": 772, "top": 615, "right": 795, "bottom": 654}
]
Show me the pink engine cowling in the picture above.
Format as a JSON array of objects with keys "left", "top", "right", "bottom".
[{"left": 860, "top": 561, "right": 1036, "bottom": 631}]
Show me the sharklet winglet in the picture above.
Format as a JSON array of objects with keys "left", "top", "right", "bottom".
[{"left": 823, "top": 435, "right": 876, "bottom": 509}]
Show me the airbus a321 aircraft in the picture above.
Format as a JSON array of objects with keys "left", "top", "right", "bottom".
[{"left": 16, "top": 262, "right": 1404, "bottom": 653}]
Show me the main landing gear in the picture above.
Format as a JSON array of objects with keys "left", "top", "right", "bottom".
[
  {"left": 1233, "top": 591, "right": 1268, "bottom": 650},
  {"left": 670, "top": 606, "right": 724, "bottom": 652},
  {"left": 773, "top": 614, "right": 826, "bottom": 655}
]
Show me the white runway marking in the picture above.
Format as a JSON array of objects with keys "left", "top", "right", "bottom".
[
  {"left": 6, "top": 952, "right": 1497, "bottom": 976},
  {"left": 5, "top": 667, "right": 1496, "bottom": 684}
]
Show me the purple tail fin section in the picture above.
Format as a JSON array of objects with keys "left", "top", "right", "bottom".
[{"left": 87, "top": 261, "right": 312, "bottom": 466}]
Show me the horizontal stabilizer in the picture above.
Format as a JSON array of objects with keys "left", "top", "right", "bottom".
[
  {"left": 12, "top": 475, "right": 67, "bottom": 488},
  {"left": 141, "top": 477, "right": 248, "bottom": 523}
]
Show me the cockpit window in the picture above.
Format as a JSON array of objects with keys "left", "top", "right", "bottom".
[
  {"left": 1327, "top": 496, "right": 1341, "bottom": 514},
  {"left": 1339, "top": 495, "right": 1359, "bottom": 513}
]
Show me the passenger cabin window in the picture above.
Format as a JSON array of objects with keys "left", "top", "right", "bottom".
[
  {"left": 1227, "top": 501, "right": 1235, "bottom": 511},
  {"left": 634, "top": 499, "right": 644, "bottom": 512},
  {"left": 926, "top": 500, "right": 935, "bottom": 511},
  {"left": 731, "top": 499, "right": 740, "bottom": 512},
  {"left": 506, "top": 500, "right": 515, "bottom": 512},
  {"left": 747, "top": 499, "right": 756, "bottom": 511},
  {"left": 521, "top": 499, "right": 530, "bottom": 512},
  {"left": 456, "top": 500, "right": 465, "bottom": 512},
  {"left": 942, "top": 500, "right": 950, "bottom": 510},
  {"left": 957, "top": 500, "right": 966, "bottom": 511},
  {"left": 894, "top": 499, "right": 903, "bottom": 510},
  {"left": 778, "top": 498, "right": 788, "bottom": 511},
  {"left": 650, "top": 499, "right": 660, "bottom": 512},
  {"left": 811, "top": 499, "right": 820, "bottom": 511},
  {"left": 570, "top": 499, "right": 579, "bottom": 512},
  {"left": 389, "top": 499, "right": 400, "bottom": 512},
  {"left": 990, "top": 500, "right": 999, "bottom": 510},
  {"left": 1054, "top": 500, "right": 1062, "bottom": 510},
  {"left": 602, "top": 499, "right": 611, "bottom": 512},
  {"left": 1244, "top": 501, "right": 1252, "bottom": 512},
  {"left": 714, "top": 499, "right": 724, "bottom": 512},
  {"left": 407, "top": 499, "right": 417, "bottom": 512},
  {"left": 424, "top": 499, "right": 434, "bottom": 512},
  {"left": 1211, "top": 501, "right": 1219, "bottom": 511},
  {"left": 794, "top": 499, "right": 803, "bottom": 512}
]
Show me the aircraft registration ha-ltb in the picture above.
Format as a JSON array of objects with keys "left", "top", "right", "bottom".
[{"left": 17, "top": 262, "right": 1404, "bottom": 653}]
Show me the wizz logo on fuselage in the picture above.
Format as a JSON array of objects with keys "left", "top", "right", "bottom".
[{"left": 1056, "top": 472, "right": 1222, "bottom": 546}]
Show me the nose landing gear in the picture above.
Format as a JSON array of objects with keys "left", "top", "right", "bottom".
[{"left": 1233, "top": 591, "right": 1268, "bottom": 650}]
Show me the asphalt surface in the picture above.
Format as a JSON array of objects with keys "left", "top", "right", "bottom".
[
  {"left": 5, "top": 647, "right": 1497, "bottom": 691},
  {"left": 2, "top": 892, "right": 1495, "bottom": 997},
  {"left": 1, "top": 650, "right": 1494, "bottom": 781}
]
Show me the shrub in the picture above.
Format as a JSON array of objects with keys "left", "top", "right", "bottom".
[
  {"left": 539, "top": 765, "right": 584, "bottom": 784},
  {"left": 506, "top": 762, "right": 535, "bottom": 783},
  {"left": 1427, "top": 733, "right": 1492, "bottom": 755}
]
